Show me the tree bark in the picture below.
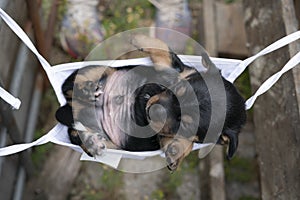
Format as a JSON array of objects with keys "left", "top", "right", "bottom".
[{"left": 243, "top": 1, "right": 300, "bottom": 199}]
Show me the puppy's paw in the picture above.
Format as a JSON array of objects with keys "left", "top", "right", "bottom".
[
  {"left": 83, "top": 134, "right": 107, "bottom": 157},
  {"left": 130, "top": 34, "right": 172, "bottom": 70},
  {"left": 130, "top": 34, "right": 168, "bottom": 51},
  {"left": 74, "top": 81, "right": 101, "bottom": 102},
  {"left": 73, "top": 122, "right": 107, "bottom": 157}
]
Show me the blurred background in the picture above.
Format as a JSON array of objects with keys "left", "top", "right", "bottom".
[{"left": 0, "top": 0, "right": 299, "bottom": 199}]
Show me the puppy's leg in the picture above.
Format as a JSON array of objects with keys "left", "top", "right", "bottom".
[
  {"left": 72, "top": 66, "right": 115, "bottom": 103},
  {"left": 130, "top": 34, "right": 197, "bottom": 78},
  {"left": 61, "top": 66, "right": 115, "bottom": 107},
  {"left": 73, "top": 122, "right": 118, "bottom": 157},
  {"left": 130, "top": 34, "right": 172, "bottom": 70},
  {"left": 68, "top": 128, "right": 94, "bottom": 157}
]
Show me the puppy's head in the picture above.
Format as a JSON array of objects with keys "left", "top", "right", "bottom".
[{"left": 160, "top": 136, "right": 196, "bottom": 171}]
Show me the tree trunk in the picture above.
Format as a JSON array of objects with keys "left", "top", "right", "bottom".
[
  {"left": 199, "top": 1, "right": 226, "bottom": 200},
  {"left": 242, "top": 1, "right": 300, "bottom": 199}
]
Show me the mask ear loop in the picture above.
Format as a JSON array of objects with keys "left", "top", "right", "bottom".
[
  {"left": 0, "top": 8, "right": 52, "bottom": 109},
  {"left": 245, "top": 51, "right": 300, "bottom": 110},
  {"left": 227, "top": 30, "right": 300, "bottom": 83},
  {"left": 0, "top": 8, "right": 52, "bottom": 72},
  {"left": 0, "top": 86, "right": 21, "bottom": 109},
  {"left": 225, "top": 30, "right": 300, "bottom": 110}
]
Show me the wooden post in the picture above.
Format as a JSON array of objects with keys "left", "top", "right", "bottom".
[
  {"left": 199, "top": 1, "right": 226, "bottom": 200},
  {"left": 243, "top": 1, "right": 300, "bottom": 199}
]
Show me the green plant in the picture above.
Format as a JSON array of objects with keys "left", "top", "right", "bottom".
[
  {"left": 152, "top": 169, "right": 183, "bottom": 199},
  {"left": 239, "top": 196, "right": 260, "bottom": 200},
  {"left": 101, "top": 166, "right": 123, "bottom": 191},
  {"left": 151, "top": 189, "right": 166, "bottom": 200},
  {"left": 224, "top": 0, "right": 237, "bottom": 4},
  {"left": 100, "top": 0, "right": 155, "bottom": 37},
  {"left": 182, "top": 151, "right": 200, "bottom": 171}
]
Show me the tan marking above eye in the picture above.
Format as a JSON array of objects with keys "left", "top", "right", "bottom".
[
  {"left": 176, "top": 86, "right": 186, "bottom": 97},
  {"left": 69, "top": 129, "right": 78, "bottom": 137},
  {"left": 221, "top": 135, "right": 230, "bottom": 144}
]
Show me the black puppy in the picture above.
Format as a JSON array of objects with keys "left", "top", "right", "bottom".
[{"left": 55, "top": 35, "right": 246, "bottom": 171}]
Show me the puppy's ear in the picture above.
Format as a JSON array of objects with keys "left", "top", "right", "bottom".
[
  {"left": 201, "top": 52, "right": 219, "bottom": 75},
  {"left": 55, "top": 104, "right": 74, "bottom": 127},
  {"left": 220, "top": 130, "right": 239, "bottom": 159}
]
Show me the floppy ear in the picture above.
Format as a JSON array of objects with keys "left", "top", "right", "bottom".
[
  {"left": 201, "top": 51, "right": 220, "bottom": 75},
  {"left": 55, "top": 104, "right": 74, "bottom": 127},
  {"left": 221, "top": 130, "right": 239, "bottom": 159}
]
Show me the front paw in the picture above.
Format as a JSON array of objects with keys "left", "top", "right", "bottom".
[
  {"left": 82, "top": 134, "right": 107, "bottom": 157},
  {"left": 73, "top": 123, "right": 107, "bottom": 157},
  {"left": 74, "top": 81, "right": 103, "bottom": 102}
]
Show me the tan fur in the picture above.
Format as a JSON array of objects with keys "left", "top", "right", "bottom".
[
  {"left": 130, "top": 34, "right": 172, "bottom": 70},
  {"left": 179, "top": 68, "right": 197, "bottom": 79}
]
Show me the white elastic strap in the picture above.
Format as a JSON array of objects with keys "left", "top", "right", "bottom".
[
  {"left": 227, "top": 30, "right": 300, "bottom": 83},
  {"left": 0, "top": 8, "right": 52, "bottom": 73},
  {"left": 245, "top": 51, "right": 300, "bottom": 109},
  {"left": 0, "top": 86, "right": 21, "bottom": 109},
  {"left": 0, "top": 126, "right": 52, "bottom": 156},
  {"left": 0, "top": 7, "right": 52, "bottom": 109}
]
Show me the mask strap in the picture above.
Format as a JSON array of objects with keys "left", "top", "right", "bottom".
[
  {"left": 245, "top": 51, "right": 300, "bottom": 109},
  {"left": 227, "top": 30, "right": 300, "bottom": 83}
]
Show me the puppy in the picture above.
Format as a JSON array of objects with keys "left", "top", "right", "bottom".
[{"left": 55, "top": 35, "right": 246, "bottom": 171}]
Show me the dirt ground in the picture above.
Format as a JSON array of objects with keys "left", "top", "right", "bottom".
[{"left": 66, "top": 122, "right": 259, "bottom": 200}]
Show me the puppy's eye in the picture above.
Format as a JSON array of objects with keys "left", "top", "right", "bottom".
[
  {"left": 113, "top": 95, "right": 124, "bottom": 105},
  {"left": 144, "top": 93, "right": 151, "bottom": 100}
]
